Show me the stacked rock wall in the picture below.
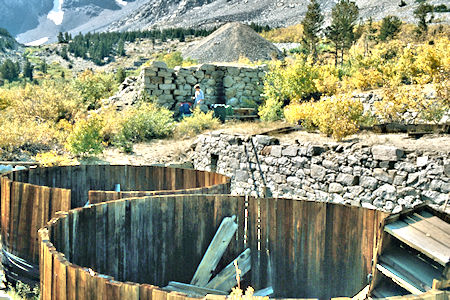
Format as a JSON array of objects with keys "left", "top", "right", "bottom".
[
  {"left": 191, "top": 133, "right": 450, "bottom": 212},
  {"left": 141, "top": 61, "right": 266, "bottom": 111}
]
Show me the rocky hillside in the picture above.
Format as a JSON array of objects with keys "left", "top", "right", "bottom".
[
  {"left": 1, "top": 0, "right": 448, "bottom": 45},
  {"left": 109, "top": 0, "right": 450, "bottom": 31},
  {"left": 0, "top": 29, "right": 22, "bottom": 62}
]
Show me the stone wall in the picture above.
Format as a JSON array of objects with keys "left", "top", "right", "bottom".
[
  {"left": 190, "top": 132, "right": 450, "bottom": 212},
  {"left": 141, "top": 61, "right": 266, "bottom": 111}
]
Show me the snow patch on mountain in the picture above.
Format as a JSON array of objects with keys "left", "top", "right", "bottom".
[
  {"left": 116, "top": 0, "right": 128, "bottom": 6},
  {"left": 47, "top": 0, "right": 64, "bottom": 25},
  {"left": 25, "top": 37, "right": 49, "bottom": 46}
]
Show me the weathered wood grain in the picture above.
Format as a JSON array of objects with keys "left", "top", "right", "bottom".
[{"left": 190, "top": 215, "right": 238, "bottom": 287}]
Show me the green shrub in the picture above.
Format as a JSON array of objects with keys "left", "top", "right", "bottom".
[
  {"left": 116, "top": 103, "right": 175, "bottom": 151},
  {"left": 72, "top": 70, "right": 117, "bottom": 110},
  {"left": 258, "top": 97, "right": 284, "bottom": 121},
  {"left": 65, "top": 114, "right": 104, "bottom": 157},
  {"left": 175, "top": 108, "right": 220, "bottom": 138},
  {"left": 259, "top": 55, "right": 318, "bottom": 121}
]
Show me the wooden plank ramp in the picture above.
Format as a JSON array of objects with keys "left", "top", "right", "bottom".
[
  {"left": 379, "top": 247, "right": 442, "bottom": 291},
  {"left": 205, "top": 248, "right": 251, "bottom": 292},
  {"left": 385, "top": 220, "right": 450, "bottom": 266},
  {"left": 190, "top": 215, "right": 238, "bottom": 287}
]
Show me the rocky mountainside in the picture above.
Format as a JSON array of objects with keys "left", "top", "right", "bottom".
[
  {"left": 0, "top": 0, "right": 53, "bottom": 36},
  {"left": 1, "top": 0, "right": 448, "bottom": 44},
  {"left": 109, "top": 0, "right": 449, "bottom": 31}
]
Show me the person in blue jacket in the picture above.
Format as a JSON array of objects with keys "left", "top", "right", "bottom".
[{"left": 193, "top": 84, "right": 204, "bottom": 108}]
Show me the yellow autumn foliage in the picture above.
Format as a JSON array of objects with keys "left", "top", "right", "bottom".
[{"left": 285, "top": 94, "right": 364, "bottom": 141}]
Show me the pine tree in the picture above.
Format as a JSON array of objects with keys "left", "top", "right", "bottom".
[
  {"left": 61, "top": 46, "right": 69, "bottom": 60},
  {"left": 301, "top": 0, "right": 324, "bottom": 59},
  {"left": 116, "top": 67, "right": 126, "bottom": 84},
  {"left": 57, "top": 32, "right": 65, "bottom": 43},
  {"left": 40, "top": 60, "right": 48, "bottom": 74},
  {"left": 414, "top": 2, "right": 433, "bottom": 36},
  {"left": 379, "top": 16, "right": 402, "bottom": 41},
  {"left": 117, "top": 39, "right": 125, "bottom": 56},
  {"left": 64, "top": 32, "right": 71, "bottom": 42},
  {"left": 23, "top": 59, "right": 33, "bottom": 81},
  {"left": 325, "top": 0, "right": 359, "bottom": 65},
  {"left": 0, "top": 59, "right": 20, "bottom": 81}
]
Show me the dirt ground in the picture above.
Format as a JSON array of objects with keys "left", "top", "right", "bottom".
[{"left": 100, "top": 121, "right": 450, "bottom": 165}]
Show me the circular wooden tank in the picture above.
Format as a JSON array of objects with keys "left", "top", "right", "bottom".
[
  {"left": 0, "top": 165, "right": 230, "bottom": 284},
  {"left": 39, "top": 194, "right": 387, "bottom": 300}
]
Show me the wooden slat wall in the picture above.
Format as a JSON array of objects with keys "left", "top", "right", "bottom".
[
  {"left": 248, "top": 198, "right": 388, "bottom": 299},
  {"left": 88, "top": 182, "right": 231, "bottom": 205},
  {"left": 0, "top": 177, "right": 71, "bottom": 263},
  {"left": 1, "top": 165, "right": 230, "bottom": 268},
  {"left": 39, "top": 195, "right": 246, "bottom": 300},
  {"left": 9, "top": 166, "right": 230, "bottom": 208},
  {"left": 39, "top": 195, "right": 388, "bottom": 300}
]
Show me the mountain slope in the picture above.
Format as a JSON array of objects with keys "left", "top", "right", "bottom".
[
  {"left": 109, "top": 0, "right": 450, "bottom": 32},
  {"left": 1, "top": 0, "right": 449, "bottom": 44}
]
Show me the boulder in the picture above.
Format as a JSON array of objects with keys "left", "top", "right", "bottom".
[{"left": 372, "top": 145, "right": 404, "bottom": 161}]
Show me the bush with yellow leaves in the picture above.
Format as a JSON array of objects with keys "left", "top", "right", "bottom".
[
  {"left": 259, "top": 56, "right": 317, "bottom": 121},
  {"left": 34, "top": 151, "right": 77, "bottom": 167},
  {"left": 0, "top": 81, "right": 82, "bottom": 154},
  {"left": 65, "top": 114, "right": 105, "bottom": 157},
  {"left": 374, "top": 84, "right": 449, "bottom": 124},
  {"left": 175, "top": 107, "right": 220, "bottom": 138},
  {"left": 285, "top": 94, "right": 364, "bottom": 141},
  {"left": 72, "top": 69, "right": 117, "bottom": 110},
  {"left": 260, "top": 24, "right": 303, "bottom": 43},
  {"left": 313, "top": 65, "right": 340, "bottom": 96}
]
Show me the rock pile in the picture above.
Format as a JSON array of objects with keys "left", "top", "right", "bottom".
[
  {"left": 103, "top": 76, "right": 142, "bottom": 110},
  {"left": 191, "top": 132, "right": 450, "bottom": 213},
  {"left": 182, "top": 22, "right": 282, "bottom": 63}
]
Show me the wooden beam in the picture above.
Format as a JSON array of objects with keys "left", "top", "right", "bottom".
[
  {"left": 253, "top": 287, "right": 274, "bottom": 297},
  {"left": 164, "top": 281, "right": 228, "bottom": 297},
  {"left": 190, "top": 215, "right": 238, "bottom": 287},
  {"left": 205, "top": 248, "right": 251, "bottom": 292}
]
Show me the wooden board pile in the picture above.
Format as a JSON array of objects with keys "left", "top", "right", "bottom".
[{"left": 164, "top": 215, "right": 271, "bottom": 298}]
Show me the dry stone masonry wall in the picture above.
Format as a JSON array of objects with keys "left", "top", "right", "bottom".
[
  {"left": 190, "top": 132, "right": 450, "bottom": 212},
  {"left": 141, "top": 61, "right": 266, "bottom": 111}
]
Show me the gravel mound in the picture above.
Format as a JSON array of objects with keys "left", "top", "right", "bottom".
[{"left": 182, "top": 22, "right": 282, "bottom": 63}]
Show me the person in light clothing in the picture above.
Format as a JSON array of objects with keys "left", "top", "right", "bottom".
[{"left": 193, "top": 84, "right": 204, "bottom": 108}]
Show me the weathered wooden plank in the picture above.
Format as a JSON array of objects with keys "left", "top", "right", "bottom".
[
  {"left": 165, "top": 281, "right": 228, "bottom": 297},
  {"left": 376, "top": 263, "right": 424, "bottom": 295},
  {"left": 129, "top": 199, "right": 140, "bottom": 283},
  {"left": 115, "top": 200, "right": 127, "bottom": 281},
  {"left": 66, "top": 262, "right": 77, "bottom": 300},
  {"left": 385, "top": 221, "right": 450, "bottom": 265},
  {"left": 95, "top": 275, "right": 112, "bottom": 300},
  {"left": 379, "top": 247, "right": 442, "bottom": 290},
  {"left": 105, "top": 280, "right": 122, "bottom": 300},
  {"left": 190, "top": 215, "right": 238, "bottom": 287},
  {"left": 153, "top": 288, "right": 169, "bottom": 300},
  {"left": 9, "top": 181, "right": 22, "bottom": 256},
  {"left": 205, "top": 248, "right": 251, "bottom": 292},
  {"left": 253, "top": 286, "right": 274, "bottom": 297},
  {"left": 96, "top": 204, "right": 106, "bottom": 274},
  {"left": 55, "top": 254, "right": 67, "bottom": 300},
  {"left": 404, "top": 215, "right": 450, "bottom": 246},
  {"left": 121, "top": 282, "right": 140, "bottom": 300},
  {"left": 140, "top": 284, "right": 157, "bottom": 300}
]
